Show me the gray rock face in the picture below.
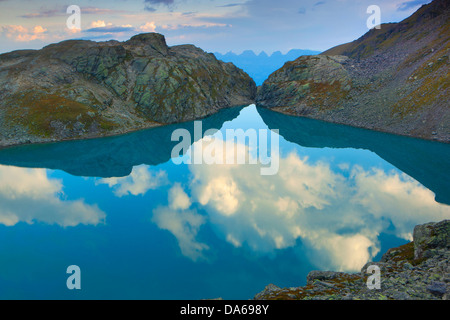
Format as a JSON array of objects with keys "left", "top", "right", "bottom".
[
  {"left": 0, "top": 33, "right": 256, "bottom": 147},
  {"left": 414, "top": 220, "right": 450, "bottom": 260},
  {"left": 256, "top": 55, "right": 351, "bottom": 114},
  {"left": 306, "top": 270, "right": 348, "bottom": 285},
  {"left": 254, "top": 220, "right": 450, "bottom": 300}
]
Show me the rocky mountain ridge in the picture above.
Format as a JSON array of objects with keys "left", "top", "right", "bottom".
[
  {"left": 0, "top": 33, "right": 256, "bottom": 148},
  {"left": 214, "top": 49, "right": 320, "bottom": 85},
  {"left": 1, "top": 0, "right": 448, "bottom": 147},
  {"left": 256, "top": 0, "right": 449, "bottom": 143}
]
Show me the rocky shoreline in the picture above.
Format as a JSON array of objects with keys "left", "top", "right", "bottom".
[
  {"left": 253, "top": 220, "right": 449, "bottom": 300},
  {"left": 256, "top": 0, "right": 449, "bottom": 143}
]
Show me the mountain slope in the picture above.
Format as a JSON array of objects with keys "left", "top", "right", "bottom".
[
  {"left": 214, "top": 49, "right": 320, "bottom": 85},
  {"left": 257, "top": 0, "right": 449, "bottom": 142},
  {"left": 0, "top": 33, "right": 256, "bottom": 147}
]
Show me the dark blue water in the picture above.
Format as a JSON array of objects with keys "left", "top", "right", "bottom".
[{"left": 0, "top": 105, "right": 448, "bottom": 299}]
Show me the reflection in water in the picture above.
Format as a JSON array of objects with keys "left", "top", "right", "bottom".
[
  {"left": 0, "top": 165, "right": 105, "bottom": 227},
  {"left": 96, "top": 165, "right": 168, "bottom": 197},
  {"left": 257, "top": 107, "right": 450, "bottom": 205},
  {"left": 0, "top": 105, "right": 449, "bottom": 299},
  {"left": 184, "top": 143, "right": 449, "bottom": 271},
  {"left": 152, "top": 183, "right": 208, "bottom": 262},
  {"left": 159, "top": 106, "right": 449, "bottom": 271},
  {"left": 0, "top": 107, "right": 243, "bottom": 178}
]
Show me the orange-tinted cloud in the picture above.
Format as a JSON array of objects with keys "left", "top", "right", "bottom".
[{"left": 1, "top": 24, "right": 48, "bottom": 42}]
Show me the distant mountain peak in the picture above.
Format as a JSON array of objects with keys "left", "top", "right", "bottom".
[{"left": 214, "top": 48, "right": 321, "bottom": 86}]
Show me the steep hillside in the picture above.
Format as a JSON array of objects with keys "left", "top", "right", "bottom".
[
  {"left": 0, "top": 33, "right": 256, "bottom": 147},
  {"left": 257, "top": 0, "right": 449, "bottom": 142}
]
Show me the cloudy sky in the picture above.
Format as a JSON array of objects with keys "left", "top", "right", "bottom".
[{"left": 0, "top": 0, "right": 431, "bottom": 54}]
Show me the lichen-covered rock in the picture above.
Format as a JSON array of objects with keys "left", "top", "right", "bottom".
[
  {"left": 306, "top": 270, "right": 349, "bottom": 285},
  {"left": 414, "top": 220, "right": 450, "bottom": 260},
  {"left": 256, "top": 55, "right": 351, "bottom": 114},
  {"left": 0, "top": 33, "right": 256, "bottom": 147},
  {"left": 253, "top": 220, "right": 450, "bottom": 300}
]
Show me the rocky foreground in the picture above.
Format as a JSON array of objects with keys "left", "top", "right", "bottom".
[
  {"left": 254, "top": 220, "right": 449, "bottom": 300},
  {"left": 0, "top": 33, "right": 256, "bottom": 148},
  {"left": 257, "top": 0, "right": 449, "bottom": 143}
]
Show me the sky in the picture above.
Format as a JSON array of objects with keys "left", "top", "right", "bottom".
[{"left": 0, "top": 0, "right": 432, "bottom": 55}]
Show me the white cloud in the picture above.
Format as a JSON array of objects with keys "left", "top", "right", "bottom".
[
  {"left": 160, "top": 22, "right": 231, "bottom": 30},
  {"left": 307, "top": 232, "right": 379, "bottom": 272},
  {"left": 97, "top": 165, "right": 168, "bottom": 197},
  {"left": 152, "top": 184, "right": 208, "bottom": 261},
  {"left": 139, "top": 22, "right": 157, "bottom": 32},
  {"left": 1, "top": 24, "right": 47, "bottom": 42},
  {"left": 350, "top": 166, "right": 449, "bottom": 241},
  {"left": 90, "top": 20, "right": 112, "bottom": 28},
  {"left": 0, "top": 166, "right": 105, "bottom": 227},
  {"left": 196, "top": 176, "right": 241, "bottom": 216},
  {"left": 168, "top": 182, "right": 191, "bottom": 210},
  {"left": 187, "top": 146, "right": 449, "bottom": 272}
]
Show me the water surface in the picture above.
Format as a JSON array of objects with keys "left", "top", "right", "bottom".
[{"left": 0, "top": 105, "right": 448, "bottom": 299}]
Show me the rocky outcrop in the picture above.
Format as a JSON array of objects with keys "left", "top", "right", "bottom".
[
  {"left": 257, "top": 55, "right": 352, "bottom": 114},
  {"left": 0, "top": 33, "right": 256, "bottom": 147},
  {"left": 253, "top": 220, "right": 450, "bottom": 300},
  {"left": 256, "top": 0, "right": 449, "bottom": 143}
]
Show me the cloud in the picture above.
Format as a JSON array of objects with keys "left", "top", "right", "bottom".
[
  {"left": 81, "top": 7, "right": 126, "bottom": 15},
  {"left": 182, "top": 11, "right": 197, "bottom": 16},
  {"left": 0, "top": 166, "right": 105, "bottom": 227},
  {"left": 397, "top": 0, "right": 430, "bottom": 11},
  {"left": 20, "top": 8, "right": 63, "bottom": 19},
  {"left": 185, "top": 140, "right": 449, "bottom": 271},
  {"left": 308, "top": 232, "right": 379, "bottom": 272},
  {"left": 97, "top": 165, "right": 168, "bottom": 197},
  {"left": 139, "top": 22, "right": 157, "bottom": 32},
  {"left": 152, "top": 207, "right": 208, "bottom": 261},
  {"left": 145, "top": 0, "right": 175, "bottom": 5},
  {"left": 20, "top": 6, "right": 124, "bottom": 19},
  {"left": 144, "top": 0, "right": 175, "bottom": 11},
  {"left": 161, "top": 22, "right": 231, "bottom": 30},
  {"left": 350, "top": 166, "right": 448, "bottom": 240},
  {"left": 216, "top": 3, "right": 245, "bottom": 7},
  {"left": 85, "top": 25, "right": 135, "bottom": 33},
  {"left": 1, "top": 24, "right": 48, "bottom": 42},
  {"left": 168, "top": 183, "right": 191, "bottom": 210},
  {"left": 90, "top": 20, "right": 112, "bottom": 28},
  {"left": 84, "top": 21, "right": 155, "bottom": 35},
  {"left": 197, "top": 175, "right": 242, "bottom": 216},
  {"left": 152, "top": 184, "right": 208, "bottom": 261}
]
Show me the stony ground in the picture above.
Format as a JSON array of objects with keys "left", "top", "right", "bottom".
[{"left": 254, "top": 220, "right": 449, "bottom": 300}]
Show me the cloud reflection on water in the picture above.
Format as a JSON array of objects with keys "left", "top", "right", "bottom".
[
  {"left": 0, "top": 165, "right": 105, "bottom": 227},
  {"left": 154, "top": 136, "right": 449, "bottom": 271}
]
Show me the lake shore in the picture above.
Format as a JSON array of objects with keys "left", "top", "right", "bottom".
[
  {"left": 253, "top": 220, "right": 449, "bottom": 300},
  {"left": 0, "top": 120, "right": 162, "bottom": 150}
]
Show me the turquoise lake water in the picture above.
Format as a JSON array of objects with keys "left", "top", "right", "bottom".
[{"left": 0, "top": 105, "right": 449, "bottom": 299}]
